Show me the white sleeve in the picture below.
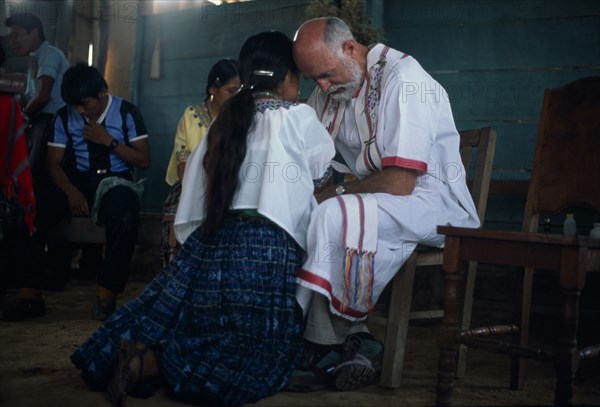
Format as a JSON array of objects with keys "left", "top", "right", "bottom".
[
  {"left": 173, "top": 137, "right": 208, "bottom": 244},
  {"left": 378, "top": 68, "right": 437, "bottom": 173},
  {"left": 298, "top": 105, "right": 335, "bottom": 180}
]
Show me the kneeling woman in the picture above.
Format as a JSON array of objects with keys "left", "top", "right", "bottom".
[{"left": 70, "top": 31, "right": 335, "bottom": 407}]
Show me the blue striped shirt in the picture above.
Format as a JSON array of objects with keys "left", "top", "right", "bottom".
[{"left": 49, "top": 95, "right": 148, "bottom": 173}]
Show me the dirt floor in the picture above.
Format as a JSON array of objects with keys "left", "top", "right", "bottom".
[{"left": 1, "top": 275, "right": 599, "bottom": 407}]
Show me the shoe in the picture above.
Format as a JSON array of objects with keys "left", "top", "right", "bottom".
[
  {"left": 283, "top": 341, "right": 342, "bottom": 392},
  {"left": 333, "top": 332, "right": 383, "bottom": 391},
  {"left": 0, "top": 297, "right": 46, "bottom": 322},
  {"left": 92, "top": 296, "right": 116, "bottom": 321}
]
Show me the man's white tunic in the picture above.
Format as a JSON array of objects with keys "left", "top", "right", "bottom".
[{"left": 296, "top": 44, "right": 480, "bottom": 321}]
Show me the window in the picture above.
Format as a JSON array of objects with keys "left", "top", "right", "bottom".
[{"left": 148, "top": 0, "right": 254, "bottom": 15}]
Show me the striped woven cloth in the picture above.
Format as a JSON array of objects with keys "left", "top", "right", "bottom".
[{"left": 71, "top": 217, "right": 304, "bottom": 406}]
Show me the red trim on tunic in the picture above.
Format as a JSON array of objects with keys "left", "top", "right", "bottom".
[
  {"left": 336, "top": 195, "right": 348, "bottom": 248},
  {"left": 360, "top": 47, "right": 389, "bottom": 173},
  {"left": 320, "top": 94, "right": 331, "bottom": 122},
  {"left": 322, "top": 94, "right": 341, "bottom": 137},
  {"left": 361, "top": 74, "right": 378, "bottom": 172},
  {"left": 297, "top": 268, "right": 369, "bottom": 319},
  {"left": 352, "top": 83, "right": 362, "bottom": 99},
  {"left": 357, "top": 195, "right": 365, "bottom": 251},
  {"left": 381, "top": 156, "right": 427, "bottom": 173}
]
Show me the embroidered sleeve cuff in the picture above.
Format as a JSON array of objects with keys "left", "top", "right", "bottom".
[{"left": 381, "top": 156, "right": 427, "bottom": 173}]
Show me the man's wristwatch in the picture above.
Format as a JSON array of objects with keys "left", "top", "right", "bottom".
[
  {"left": 335, "top": 184, "right": 346, "bottom": 195},
  {"left": 108, "top": 138, "right": 119, "bottom": 150}
]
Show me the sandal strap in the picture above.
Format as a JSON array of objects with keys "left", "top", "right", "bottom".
[{"left": 106, "top": 339, "right": 147, "bottom": 406}]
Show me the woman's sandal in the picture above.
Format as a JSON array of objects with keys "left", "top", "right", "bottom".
[{"left": 105, "top": 339, "right": 147, "bottom": 407}]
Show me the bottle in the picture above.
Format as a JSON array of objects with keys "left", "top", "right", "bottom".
[
  {"left": 589, "top": 222, "right": 600, "bottom": 240},
  {"left": 563, "top": 213, "right": 577, "bottom": 236},
  {"left": 543, "top": 217, "right": 552, "bottom": 234}
]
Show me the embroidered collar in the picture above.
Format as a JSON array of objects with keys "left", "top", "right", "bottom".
[
  {"left": 254, "top": 99, "right": 297, "bottom": 113},
  {"left": 191, "top": 102, "right": 212, "bottom": 128},
  {"left": 317, "top": 44, "right": 390, "bottom": 175}
]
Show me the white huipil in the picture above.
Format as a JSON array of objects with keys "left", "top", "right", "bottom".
[
  {"left": 296, "top": 44, "right": 480, "bottom": 324},
  {"left": 174, "top": 100, "right": 335, "bottom": 251}
]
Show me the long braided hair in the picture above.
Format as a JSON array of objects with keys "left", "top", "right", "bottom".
[{"left": 201, "top": 31, "right": 299, "bottom": 236}]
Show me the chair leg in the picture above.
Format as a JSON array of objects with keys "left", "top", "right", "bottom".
[
  {"left": 510, "top": 266, "right": 534, "bottom": 390},
  {"left": 456, "top": 260, "right": 478, "bottom": 378},
  {"left": 554, "top": 287, "right": 580, "bottom": 406},
  {"left": 379, "top": 252, "right": 417, "bottom": 388},
  {"left": 436, "top": 237, "right": 464, "bottom": 406}
]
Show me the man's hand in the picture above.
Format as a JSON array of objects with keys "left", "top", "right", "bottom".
[
  {"left": 315, "top": 167, "right": 418, "bottom": 203},
  {"left": 315, "top": 185, "right": 337, "bottom": 203},
  {"left": 83, "top": 121, "right": 111, "bottom": 146},
  {"left": 66, "top": 188, "right": 90, "bottom": 216}
]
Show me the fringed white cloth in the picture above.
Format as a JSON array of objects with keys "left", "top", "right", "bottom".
[{"left": 336, "top": 194, "right": 378, "bottom": 312}]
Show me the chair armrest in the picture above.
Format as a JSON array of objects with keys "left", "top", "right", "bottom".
[{"left": 437, "top": 225, "right": 579, "bottom": 246}]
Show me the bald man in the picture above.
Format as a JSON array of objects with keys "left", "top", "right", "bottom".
[{"left": 288, "top": 17, "right": 480, "bottom": 392}]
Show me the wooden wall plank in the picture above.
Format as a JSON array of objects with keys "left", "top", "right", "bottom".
[
  {"left": 437, "top": 70, "right": 600, "bottom": 121},
  {"left": 386, "top": 0, "right": 600, "bottom": 27},
  {"left": 134, "top": 0, "right": 599, "bottom": 226},
  {"left": 386, "top": 16, "right": 600, "bottom": 70}
]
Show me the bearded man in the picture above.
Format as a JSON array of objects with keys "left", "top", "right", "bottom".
[{"left": 288, "top": 17, "right": 480, "bottom": 392}]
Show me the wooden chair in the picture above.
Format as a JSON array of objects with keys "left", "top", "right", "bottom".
[
  {"left": 435, "top": 76, "right": 600, "bottom": 406},
  {"left": 369, "top": 127, "right": 497, "bottom": 388}
]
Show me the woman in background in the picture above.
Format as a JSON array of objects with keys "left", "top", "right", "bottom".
[
  {"left": 71, "top": 31, "right": 335, "bottom": 407},
  {"left": 161, "top": 59, "right": 240, "bottom": 266}
]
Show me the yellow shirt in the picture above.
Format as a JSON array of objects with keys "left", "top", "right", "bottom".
[{"left": 165, "top": 103, "right": 212, "bottom": 186}]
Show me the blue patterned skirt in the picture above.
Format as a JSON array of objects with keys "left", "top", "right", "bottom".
[{"left": 71, "top": 217, "right": 304, "bottom": 406}]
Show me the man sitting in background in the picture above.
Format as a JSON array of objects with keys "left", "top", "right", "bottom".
[{"left": 0, "top": 64, "right": 150, "bottom": 322}]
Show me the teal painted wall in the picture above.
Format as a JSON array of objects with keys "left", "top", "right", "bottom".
[
  {"left": 383, "top": 0, "right": 600, "bottom": 229},
  {"left": 134, "top": 1, "right": 310, "bottom": 212},
  {"left": 134, "top": 0, "right": 600, "bottom": 231}
]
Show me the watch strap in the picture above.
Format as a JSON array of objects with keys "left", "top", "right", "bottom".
[{"left": 108, "top": 138, "right": 119, "bottom": 150}]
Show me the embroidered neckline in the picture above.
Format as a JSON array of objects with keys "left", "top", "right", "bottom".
[
  {"left": 191, "top": 102, "right": 212, "bottom": 128},
  {"left": 318, "top": 44, "right": 389, "bottom": 175},
  {"left": 254, "top": 99, "right": 297, "bottom": 113}
]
